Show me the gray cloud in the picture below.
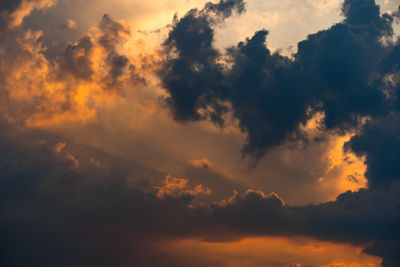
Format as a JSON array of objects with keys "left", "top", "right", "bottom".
[{"left": 159, "top": 0, "right": 396, "bottom": 158}]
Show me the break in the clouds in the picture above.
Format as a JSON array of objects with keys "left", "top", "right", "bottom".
[{"left": 1, "top": 0, "right": 400, "bottom": 266}]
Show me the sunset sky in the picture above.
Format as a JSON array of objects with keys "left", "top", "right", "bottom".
[{"left": 1, "top": 0, "right": 400, "bottom": 266}]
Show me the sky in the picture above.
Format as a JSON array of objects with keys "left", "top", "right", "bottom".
[{"left": 1, "top": 0, "right": 400, "bottom": 266}]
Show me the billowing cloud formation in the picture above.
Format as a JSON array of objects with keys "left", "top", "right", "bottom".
[
  {"left": 160, "top": 0, "right": 396, "bottom": 158},
  {"left": 159, "top": 0, "right": 245, "bottom": 125},
  {"left": 348, "top": 115, "right": 400, "bottom": 189},
  {"left": 0, "top": 4, "right": 148, "bottom": 126}
]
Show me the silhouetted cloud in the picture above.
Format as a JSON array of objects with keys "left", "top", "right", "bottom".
[
  {"left": 347, "top": 114, "right": 400, "bottom": 189},
  {"left": 211, "top": 185, "right": 400, "bottom": 266},
  {"left": 159, "top": 0, "right": 245, "bottom": 125},
  {"left": 160, "top": 0, "right": 397, "bottom": 158}
]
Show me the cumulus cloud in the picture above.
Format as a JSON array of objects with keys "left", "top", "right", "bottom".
[
  {"left": 347, "top": 114, "right": 400, "bottom": 189},
  {"left": 159, "top": 0, "right": 245, "bottom": 125},
  {"left": 155, "top": 175, "right": 211, "bottom": 199},
  {"left": 159, "top": 0, "right": 396, "bottom": 159},
  {"left": 0, "top": 4, "right": 149, "bottom": 126}
]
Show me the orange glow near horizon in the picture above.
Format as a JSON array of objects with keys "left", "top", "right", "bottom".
[{"left": 159, "top": 237, "right": 381, "bottom": 267}]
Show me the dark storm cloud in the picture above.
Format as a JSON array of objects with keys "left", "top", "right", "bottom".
[
  {"left": 226, "top": 30, "right": 307, "bottom": 157},
  {"left": 364, "top": 241, "right": 400, "bottom": 267},
  {"left": 160, "top": 0, "right": 397, "bottom": 158},
  {"left": 212, "top": 188, "right": 383, "bottom": 244},
  {"left": 347, "top": 115, "right": 400, "bottom": 189},
  {"left": 294, "top": 0, "right": 392, "bottom": 131},
  {"left": 342, "top": 0, "right": 392, "bottom": 32},
  {"left": 210, "top": 186, "right": 400, "bottom": 266},
  {"left": 159, "top": 0, "right": 245, "bottom": 125}
]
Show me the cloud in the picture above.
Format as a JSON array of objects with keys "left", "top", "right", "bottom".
[
  {"left": 155, "top": 175, "right": 211, "bottom": 199},
  {"left": 64, "top": 19, "right": 78, "bottom": 29},
  {"left": 347, "top": 114, "right": 400, "bottom": 189},
  {"left": 56, "top": 34, "right": 95, "bottom": 80},
  {"left": 190, "top": 157, "right": 212, "bottom": 169},
  {"left": 159, "top": 0, "right": 397, "bottom": 159},
  {"left": 210, "top": 185, "right": 400, "bottom": 266},
  {"left": 65, "top": 152, "right": 79, "bottom": 168},
  {"left": 54, "top": 142, "right": 67, "bottom": 153},
  {"left": 0, "top": 0, "right": 55, "bottom": 29},
  {"left": 0, "top": 7, "right": 148, "bottom": 126},
  {"left": 158, "top": 0, "right": 245, "bottom": 125}
]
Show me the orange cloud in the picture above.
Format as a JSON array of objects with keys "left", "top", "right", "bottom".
[
  {"left": 217, "top": 189, "right": 285, "bottom": 207},
  {"left": 156, "top": 175, "right": 211, "bottom": 199},
  {"left": 65, "top": 19, "right": 78, "bottom": 29},
  {"left": 0, "top": 12, "right": 157, "bottom": 128},
  {"left": 9, "top": 0, "right": 56, "bottom": 28},
  {"left": 53, "top": 142, "right": 67, "bottom": 153},
  {"left": 65, "top": 153, "right": 79, "bottom": 168},
  {"left": 190, "top": 157, "right": 212, "bottom": 169}
]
